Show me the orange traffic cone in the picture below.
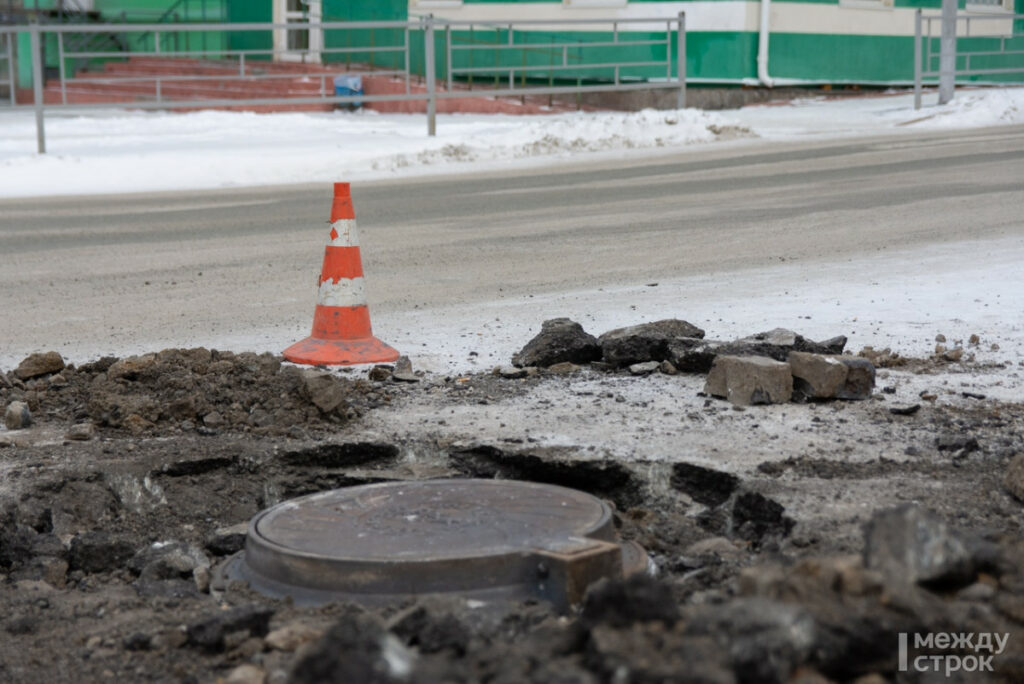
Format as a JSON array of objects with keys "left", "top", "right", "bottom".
[{"left": 283, "top": 182, "right": 400, "bottom": 366}]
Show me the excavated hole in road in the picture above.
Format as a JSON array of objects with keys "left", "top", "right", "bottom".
[
  {"left": 1, "top": 433, "right": 800, "bottom": 617},
  {"left": 216, "top": 479, "right": 651, "bottom": 612}
]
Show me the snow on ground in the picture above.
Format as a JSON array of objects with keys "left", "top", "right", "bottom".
[
  {"left": 39, "top": 232, "right": 1018, "bottom": 400},
  {"left": 1, "top": 87, "right": 1022, "bottom": 396},
  {"left": 0, "top": 87, "right": 1022, "bottom": 198},
  {"left": 374, "top": 233, "right": 1024, "bottom": 399}
]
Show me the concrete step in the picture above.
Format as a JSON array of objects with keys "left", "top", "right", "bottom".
[
  {"left": 118, "top": 57, "right": 347, "bottom": 76},
  {"left": 50, "top": 56, "right": 582, "bottom": 114}
]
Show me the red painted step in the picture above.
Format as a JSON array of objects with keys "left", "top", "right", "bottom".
[{"left": 40, "top": 56, "right": 585, "bottom": 114}]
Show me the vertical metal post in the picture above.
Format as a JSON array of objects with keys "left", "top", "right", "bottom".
[
  {"left": 424, "top": 15, "right": 436, "bottom": 137},
  {"left": 548, "top": 37, "right": 554, "bottom": 107},
  {"left": 520, "top": 44, "right": 526, "bottom": 96},
  {"left": 155, "top": 30, "right": 161, "bottom": 54},
  {"left": 240, "top": 53, "right": 246, "bottom": 76},
  {"left": 404, "top": 26, "right": 411, "bottom": 94},
  {"left": 914, "top": 9, "right": 923, "bottom": 110},
  {"left": 30, "top": 26, "right": 46, "bottom": 154},
  {"left": 939, "top": 0, "right": 956, "bottom": 105},
  {"left": 468, "top": 26, "right": 474, "bottom": 90},
  {"left": 508, "top": 24, "right": 514, "bottom": 90},
  {"left": 6, "top": 33, "right": 15, "bottom": 106},
  {"left": 446, "top": 24, "right": 452, "bottom": 93},
  {"left": 666, "top": 20, "right": 671, "bottom": 80},
  {"left": 677, "top": 12, "right": 686, "bottom": 110},
  {"left": 57, "top": 30, "right": 67, "bottom": 105}
]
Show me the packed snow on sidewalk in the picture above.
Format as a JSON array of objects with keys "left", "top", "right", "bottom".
[
  {"left": 0, "top": 87, "right": 1021, "bottom": 198},
  {"left": 326, "top": 234, "right": 1024, "bottom": 398}
]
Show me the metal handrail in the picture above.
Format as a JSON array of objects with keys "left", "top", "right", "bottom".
[
  {"left": 914, "top": 11, "right": 1024, "bottom": 109},
  {"left": 453, "top": 62, "right": 670, "bottom": 76},
  {"left": 13, "top": 15, "right": 688, "bottom": 153},
  {"left": 67, "top": 45, "right": 408, "bottom": 60},
  {"left": 449, "top": 39, "right": 668, "bottom": 52},
  {"left": 32, "top": 20, "right": 417, "bottom": 33},
  {"left": 63, "top": 70, "right": 401, "bottom": 85},
  {"left": 434, "top": 17, "right": 686, "bottom": 27},
  {"left": 444, "top": 15, "right": 679, "bottom": 93}
]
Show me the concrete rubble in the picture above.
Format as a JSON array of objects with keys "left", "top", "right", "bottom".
[
  {"left": 598, "top": 319, "right": 705, "bottom": 367},
  {"left": 863, "top": 505, "right": 979, "bottom": 590},
  {"left": 4, "top": 401, "right": 32, "bottom": 430},
  {"left": 511, "top": 318, "right": 602, "bottom": 368},
  {"left": 704, "top": 355, "right": 794, "bottom": 406},
  {"left": 14, "top": 352, "right": 65, "bottom": 381},
  {"left": 789, "top": 351, "right": 876, "bottom": 400},
  {"left": 506, "top": 319, "right": 879, "bottom": 408}
]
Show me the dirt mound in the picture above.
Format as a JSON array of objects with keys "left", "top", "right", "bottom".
[{"left": 2, "top": 348, "right": 375, "bottom": 438}]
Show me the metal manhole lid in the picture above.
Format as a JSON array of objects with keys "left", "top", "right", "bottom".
[{"left": 223, "top": 479, "right": 648, "bottom": 609}]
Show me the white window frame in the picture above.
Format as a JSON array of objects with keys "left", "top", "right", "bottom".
[{"left": 273, "top": 0, "right": 323, "bottom": 64}]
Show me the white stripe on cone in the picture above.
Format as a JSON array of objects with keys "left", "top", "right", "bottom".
[
  {"left": 318, "top": 277, "right": 367, "bottom": 307},
  {"left": 329, "top": 219, "right": 360, "bottom": 247}
]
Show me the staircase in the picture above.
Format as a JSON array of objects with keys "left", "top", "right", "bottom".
[
  {"left": 44, "top": 57, "right": 350, "bottom": 112},
  {"left": 42, "top": 57, "right": 581, "bottom": 114}
]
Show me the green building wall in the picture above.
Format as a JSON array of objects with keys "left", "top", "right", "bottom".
[
  {"left": 423, "top": 0, "right": 1024, "bottom": 85},
  {"left": 16, "top": 0, "right": 1024, "bottom": 91},
  {"left": 225, "top": 1, "right": 271, "bottom": 55},
  {"left": 224, "top": 0, "right": 407, "bottom": 61}
]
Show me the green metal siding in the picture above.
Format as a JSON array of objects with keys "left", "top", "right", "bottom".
[
  {"left": 226, "top": 1, "right": 271, "bottom": 55},
  {"left": 16, "top": 31, "right": 31, "bottom": 88},
  {"left": 436, "top": 28, "right": 736, "bottom": 83},
  {"left": 690, "top": 31, "right": 758, "bottom": 82},
  {"left": 323, "top": 0, "right": 407, "bottom": 21},
  {"left": 226, "top": 2, "right": 271, "bottom": 22},
  {"left": 224, "top": 1, "right": 409, "bottom": 64},
  {"left": 771, "top": 34, "right": 912, "bottom": 82},
  {"left": 320, "top": 0, "right": 408, "bottom": 70}
]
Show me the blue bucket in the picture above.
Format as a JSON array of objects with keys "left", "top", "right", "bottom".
[{"left": 333, "top": 74, "right": 363, "bottom": 109}]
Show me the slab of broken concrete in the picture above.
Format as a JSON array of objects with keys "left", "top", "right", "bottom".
[
  {"left": 704, "top": 355, "right": 794, "bottom": 406},
  {"left": 789, "top": 351, "right": 875, "bottom": 401},
  {"left": 704, "top": 351, "right": 875, "bottom": 407}
]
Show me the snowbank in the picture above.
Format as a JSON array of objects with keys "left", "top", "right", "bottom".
[{"left": 1, "top": 88, "right": 1021, "bottom": 198}]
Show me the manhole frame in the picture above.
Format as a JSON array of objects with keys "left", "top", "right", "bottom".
[{"left": 218, "top": 478, "right": 648, "bottom": 610}]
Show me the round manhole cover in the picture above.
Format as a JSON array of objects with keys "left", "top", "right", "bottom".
[{"left": 221, "top": 479, "right": 649, "bottom": 609}]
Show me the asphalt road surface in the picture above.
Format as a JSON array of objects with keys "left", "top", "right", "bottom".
[{"left": 2, "top": 125, "right": 1022, "bottom": 365}]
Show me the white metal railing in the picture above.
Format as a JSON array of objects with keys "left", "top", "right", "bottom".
[
  {"left": 914, "top": 10, "right": 1024, "bottom": 109},
  {"left": 8, "top": 15, "right": 687, "bottom": 153}
]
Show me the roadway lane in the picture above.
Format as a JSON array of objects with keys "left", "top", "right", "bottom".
[{"left": 1, "top": 125, "right": 1022, "bottom": 364}]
